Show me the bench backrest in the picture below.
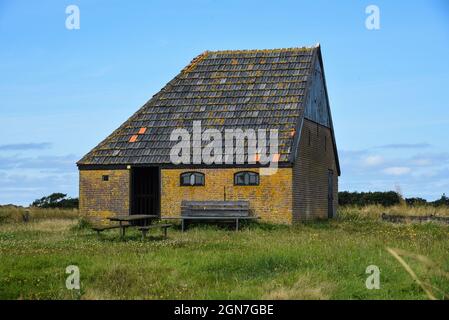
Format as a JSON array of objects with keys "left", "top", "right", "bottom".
[{"left": 181, "top": 200, "right": 250, "bottom": 217}]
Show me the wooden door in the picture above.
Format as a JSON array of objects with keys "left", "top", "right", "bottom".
[{"left": 131, "top": 167, "right": 160, "bottom": 217}]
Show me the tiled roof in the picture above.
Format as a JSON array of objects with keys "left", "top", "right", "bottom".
[{"left": 78, "top": 46, "right": 320, "bottom": 166}]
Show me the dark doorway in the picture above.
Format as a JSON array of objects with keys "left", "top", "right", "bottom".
[
  {"left": 327, "top": 170, "right": 334, "bottom": 218},
  {"left": 131, "top": 167, "right": 160, "bottom": 216}
]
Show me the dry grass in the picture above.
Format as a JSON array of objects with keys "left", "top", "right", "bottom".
[
  {"left": 0, "top": 207, "right": 79, "bottom": 224},
  {"left": 338, "top": 204, "right": 449, "bottom": 220},
  {"left": 263, "top": 274, "right": 334, "bottom": 300},
  {"left": 0, "top": 219, "right": 76, "bottom": 233},
  {"left": 386, "top": 247, "right": 449, "bottom": 300}
]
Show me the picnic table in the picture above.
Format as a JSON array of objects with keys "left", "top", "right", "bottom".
[{"left": 108, "top": 214, "right": 159, "bottom": 238}]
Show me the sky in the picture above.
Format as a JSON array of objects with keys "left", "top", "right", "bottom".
[{"left": 1, "top": 0, "right": 449, "bottom": 205}]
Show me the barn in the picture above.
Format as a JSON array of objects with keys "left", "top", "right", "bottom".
[{"left": 77, "top": 45, "right": 340, "bottom": 224}]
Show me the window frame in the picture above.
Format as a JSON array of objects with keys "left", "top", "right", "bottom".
[
  {"left": 234, "top": 171, "right": 260, "bottom": 186},
  {"left": 180, "top": 172, "right": 205, "bottom": 187},
  {"left": 102, "top": 175, "right": 109, "bottom": 181}
]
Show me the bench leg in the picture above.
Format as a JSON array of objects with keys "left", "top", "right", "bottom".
[
  {"left": 141, "top": 230, "right": 148, "bottom": 241},
  {"left": 236, "top": 218, "right": 239, "bottom": 231},
  {"left": 182, "top": 219, "right": 185, "bottom": 232},
  {"left": 163, "top": 227, "right": 167, "bottom": 238}
]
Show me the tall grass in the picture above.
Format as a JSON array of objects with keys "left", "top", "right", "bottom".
[
  {"left": 0, "top": 207, "right": 79, "bottom": 224},
  {"left": 338, "top": 204, "right": 449, "bottom": 221}
]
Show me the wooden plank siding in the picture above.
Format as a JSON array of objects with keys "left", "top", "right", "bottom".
[{"left": 292, "top": 119, "right": 338, "bottom": 221}]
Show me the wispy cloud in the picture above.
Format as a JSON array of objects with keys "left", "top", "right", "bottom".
[
  {"left": 339, "top": 144, "right": 449, "bottom": 200},
  {"left": 0, "top": 142, "right": 51, "bottom": 151},
  {"left": 382, "top": 166, "right": 411, "bottom": 176},
  {"left": 362, "top": 155, "right": 384, "bottom": 167},
  {"left": 0, "top": 154, "right": 78, "bottom": 171},
  {"left": 374, "top": 143, "right": 431, "bottom": 149},
  {"left": 0, "top": 153, "right": 79, "bottom": 205},
  {"left": 0, "top": 171, "right": 78, "bottom": 206},
  {"left": 409, "top": 152, "right": 449, "bottom": 167}
]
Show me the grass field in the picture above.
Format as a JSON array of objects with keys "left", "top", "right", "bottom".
[{"left": 0, "top": 206, "right": 448, "bottom": 300}]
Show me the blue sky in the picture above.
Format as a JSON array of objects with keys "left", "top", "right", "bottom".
[{"left": 1, "top": 0, "right": 449, "bottom": 205}]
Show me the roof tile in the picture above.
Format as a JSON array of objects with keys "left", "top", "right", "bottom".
[{"left": 78, "top": 46, "right": 318, "bottom": 166}]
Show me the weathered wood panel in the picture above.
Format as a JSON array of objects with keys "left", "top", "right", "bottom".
[
  {"left": 181, "top": 200, "right": 250, "bottom": 217},
  {"left": 304, "top": 58, "right": 330, "bottom": 128},
  {"left": 292, "top": 119, "right": 338, "bottom": 221}
]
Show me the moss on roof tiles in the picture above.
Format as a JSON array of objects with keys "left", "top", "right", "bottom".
[{"left": 78, "top": 45, "right": 319, "bottom": 166}]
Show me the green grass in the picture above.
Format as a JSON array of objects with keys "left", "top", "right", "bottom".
[{"left": 0, "top": 207, "right": 448, "bottom": 300}]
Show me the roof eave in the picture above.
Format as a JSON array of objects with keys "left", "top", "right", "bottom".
[
  {"left": 315, "top": 46, "right": 341, "bottom": 176},
  {"left": 77, "top": 161, "right": 294, "bottom": 170}
]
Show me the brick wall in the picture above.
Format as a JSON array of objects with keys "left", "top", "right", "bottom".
[
  {"left": 161, "top": 168, "right": 293, "bottom": 224},
  {"left": 79, "top": 169, "right": 129, "bottom": 223},
  {"left": 292, "top": 119, "right": 338, "bottom": 221},
  {"left": 79, "top": 131, "right": 338, "bottom": 225}
]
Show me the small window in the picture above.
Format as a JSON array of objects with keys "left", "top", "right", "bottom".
[
  {"left": 234, "top": 171, "right": 259, "bottom": 186},
  {"left": 180, "top": 172, "right": 205, "bottom": 186},
  {"left": 102, "top": 175, "right": 109, "bottom": 181}
]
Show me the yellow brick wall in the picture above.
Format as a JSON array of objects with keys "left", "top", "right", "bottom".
[
  {"left": 79, "top": 169, "right": 129, "bottom": 223},
  {"left": 161, "top": 168, "right": 293, "bottom": 224}
]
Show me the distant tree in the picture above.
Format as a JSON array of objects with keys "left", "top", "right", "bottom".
[
  {"left": 338, "top": 191, "right": 401, "bottom": 207},
  {"left": 405, "top": 197, "right": 428, "bottom": 206},
  {"left": 432, "top": 193, "right": 449, "bottom": 207},
  {"left": 31, "top": 193, "right": 79, "bottom": 209},
  {"left": 339, "top": 191, "right": 449, "bottom": 207}
]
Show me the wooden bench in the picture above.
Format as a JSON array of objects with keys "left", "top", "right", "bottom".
[
  {"left": 138, "top": 223, "right": 172, "bottom": 240},
  {"left": 92, "top": 224, "right": 125, "bottom": 236},
  {"left": 179, "top": 200, "right": 258, "bottom": 231}
]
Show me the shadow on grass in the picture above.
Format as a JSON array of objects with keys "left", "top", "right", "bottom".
[
  {"left": 84, "top": 229, "right": 170, "bottom": 243},
  {"left": 78, "top": 217, "right": 355, "bottom": 242},
  {"left": 179, "top": 219, "right": 333, "bottom": 232},
  {"left": 177, "top": 220, "right": 256, "bottom": 232}
]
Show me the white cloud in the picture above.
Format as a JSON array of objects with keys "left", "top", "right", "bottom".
[
  {"left": 411, "top": 158, "right": 432, "bottom": 166},
  {"left": 362, "top": 155, "right": 384, "bottom": 167},
  {"left": 0, "top": 153, "right": 79, "bottom": 206},
  {"left": 382, "top": 166, "right": 411, "bottom": 176},
  {"left": 376, "top": 143, "right": 431, "bottom": 149}
]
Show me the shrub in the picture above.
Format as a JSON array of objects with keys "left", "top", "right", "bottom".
[
  {"left": 405, "top": 197, "right": 428, "bottom": 206},
  {"left": 338, "top": 191, "right": 401, "bottom": 207},
  {"left": 73, "top": 216, "right": 92, "bottom": 230}
]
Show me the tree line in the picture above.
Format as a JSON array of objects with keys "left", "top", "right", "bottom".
[
  {"left": 28, "top": 191, "right": 449, "bottom": 209},
  {"left": 338, "top": 191, "right": 449, "bottom": 207},
  {"left": 31, "top": 193, "right": 78, "bottom": 209}
]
